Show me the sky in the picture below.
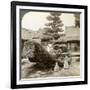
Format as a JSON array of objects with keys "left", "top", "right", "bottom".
[{"left": 22, "top": 12, "right": 75, "bottom": 31}]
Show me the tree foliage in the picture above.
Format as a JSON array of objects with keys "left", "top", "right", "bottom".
[
  {"left": 74, "top": 14, "right": 80, "bottom": 27},
  {"left": 42, "top": 12, "right": 63, "bottom": 42}
]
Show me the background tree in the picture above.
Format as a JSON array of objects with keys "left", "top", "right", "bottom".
[{"left": 74, "top": 14, "right": 80, "bottom": 27}]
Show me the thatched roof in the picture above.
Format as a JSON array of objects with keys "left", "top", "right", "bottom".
[
  {"left": 54, "top": 26, "right": 80, "bottom": 43},
  {"left": 21, "top": 28, "right": 42, "bottom": 43},
  {"left": 65, "top": 26, "right": 80, "bottom": 41},
  {"left": 66, "top": 36, "right": 80, "bottom": 42}
]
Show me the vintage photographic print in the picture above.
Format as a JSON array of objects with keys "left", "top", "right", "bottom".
[
  {"left": 21, "top": 11, "right": 80, "bottom": 79},
  {"left": 11, "top": 1, "right": 87, "bottom": 89}
]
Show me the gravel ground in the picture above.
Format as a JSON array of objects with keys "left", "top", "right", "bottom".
[{"left": 21, "top": 58, "right": 80, "bottom": 79}]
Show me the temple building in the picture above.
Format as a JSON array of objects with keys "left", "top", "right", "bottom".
[
  {"left": 65, "top": 26, "right": 80, "bottom": 62},
  {"left": 54, "top": 26, "right": 80, "bottom": 62},
  {"left": 65, "top": 26, "right": 80, "bottom": 54}
]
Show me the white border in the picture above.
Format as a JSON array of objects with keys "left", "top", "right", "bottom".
[{"left": 16, "top": 5, "right": 85, "bottom": 85}]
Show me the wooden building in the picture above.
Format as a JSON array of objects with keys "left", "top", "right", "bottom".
[
  {"left": 54, "top": 26, "right": 80, "bottom": 62},
  {"left": 65, "top": 26, "right": 80, "bottom": 54}
]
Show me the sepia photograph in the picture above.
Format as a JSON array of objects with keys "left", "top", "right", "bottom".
[
  {"left": 11, "top": 1, "right": 87, "bottom": 89},
  {"left": 21, "top": 11, "right": 80, "bottom": 79}
]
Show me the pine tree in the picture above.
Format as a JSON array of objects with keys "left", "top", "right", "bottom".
[{"left": 41, "top": 12, "right": 63, "bottom": 45}]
